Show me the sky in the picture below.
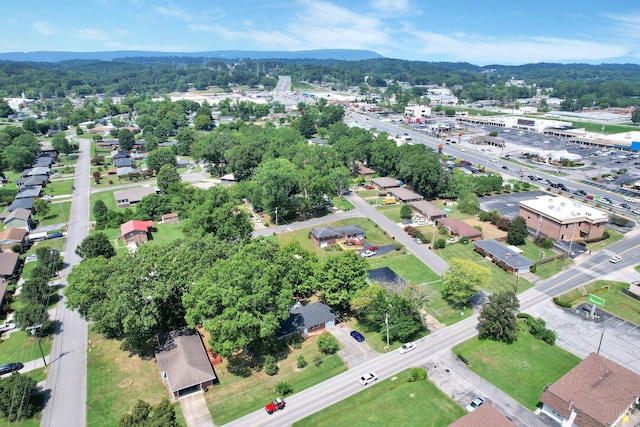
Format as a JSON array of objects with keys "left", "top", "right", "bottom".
[{"left": 1, "top": 0, "right": 639, "bottom": 65}]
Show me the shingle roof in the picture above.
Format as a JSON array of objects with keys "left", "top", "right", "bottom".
[
  {"left": 278, "top": 302, "right": 338, "bottom": 337},
  {"left": 0, "top": 228, "right": 28, "bottom": 243},
  {"left": 473, "top": 239, "right": 534, "bottom": 270},
  {"left": 155, "top": 328, "right": 217, "bottom": 394},
  {"left": 0, "top": 252, "right": 20, "bottom": 277},
  {"left": 388, "top": 187, "right": 424, "bottom": 202},
  {"left": 15, "top": 185, "right": 42, "bottom": 199},
  {"left": 113, "top": 157, "right": 132, "bottom": 168},
  {"left": 410, "top": 200, "right": 447, "bottom": 218},
  {"left": 448, "top": 403, "right": 516, "bottom": 427},
  {"left": 120, "top": 220, "right": 153, "bottom": 235},
  {"left": 16, "top": 175, "right": 48, "bottom": 187},
  {"left": 437, "top": 218, "right": 483, "bottom": 238},
  {"left": 4, "top": 208, "right": 32, "bottom": 223},
  {"left": 7, "top": 198, "right": 34, "bottom": 211},
  {"left": 310, "top": 227, "right": 341, "bottom": 240},
  {"left": 367, "top": 267, "right": 402, "bottom": 284},
  {"left": 372, "top": 177, "right": 401, "bottom": 188},
  {"left": 114, "top": 187, "right": 156, "bottom": 203},
  {"left": 540, "top": 353, "right": 640, "bottom": 427}
]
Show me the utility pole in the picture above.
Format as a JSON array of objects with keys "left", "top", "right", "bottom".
[
  {"left": 274, "top": 207, "right": 278, "bottom": 235},
  {"left": 26, "top": 324, "right": 47, "bottom": 366},
  {"left": 385, "top": 313, "right": 390, "bottom": 350}
]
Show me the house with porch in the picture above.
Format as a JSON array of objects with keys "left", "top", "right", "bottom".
[
  {"left": 310, "top": 225, "right": 365, "bottom": 248},
  {"left": 155, "top": 328, "right": 217, "bottom": 399},
  {"left": 277, "top": 301, "right": 339, "bottom": 339},
  {"left": 372, "top": 177, "right": 401, "bottom": 190}
]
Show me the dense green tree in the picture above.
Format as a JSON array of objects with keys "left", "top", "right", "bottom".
[
  {"left": 318, "top": 251, "right": 368, "bottom": 310},
  {"left": 64, "top": 257, "right": 112, "bottom": 318},
  {"left": 146, "top": 148, "right": 177, "bottom": 173},
  {"left": 51, "top": 133, "right": 72, "bottom": 154},
  {"left": 478, "top": 291, "right": 520, "bottom": 343},
  {"left": 33, "top": 198, "right": 50, "bottom": 218},
  {"left": 194, "top": 105, "right": 213, "bottom": 130},
  {"left": 135, "top": 194, "right": 175, "bottom": 221},
  {"left": 174, "top": 127, "right": 195, "bottom": 155},
  {"left": 442, "top": 258, "right": 491, "bottom": 305},
  {"left": 183, "top": 239, "right": 294, "bottom": 356},
  {"left": 457, "top": 192, "right": 480, "bottom": 214},
  {"left": 254, "top": 158, "right": 299, "bottom": 219},
  {"left": 156, "top": 165, "right": 181, "bottom": 193},
  {"left": 0, "top": 373, "right": 38, "bottom": 421},
  {"left": 632, "top": 107, "right": 640, "bottom": 124},
  {"left": 0, "top": 99, "right": 14, "bottom": 117},
  {"left": 316, "top": 332, "right": 340, "bottom": 354},
  {"left": 93, "top": 199, "right": 108, "bottom": 220},
  {"left": 118, "top": 398, "right": 179, "bottom": 427},
  {"left": 506, "top": 216, "right": 528, "bottom": 246},
  {"left": 4, "top": 145, "right": 35, "bottom": 171},
  {"left": 400, "top": 204, "right": 413, "bottom": 219},
  {"left": 117, "top": 128, "right": 135, "bottom": 151},
  {"left": 75, "top": 232, "right": 115, "bottom": 260}
]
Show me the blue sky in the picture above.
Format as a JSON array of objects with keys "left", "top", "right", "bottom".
[{"left": 1, "top": 0, "right": 638, "bottom": 65}]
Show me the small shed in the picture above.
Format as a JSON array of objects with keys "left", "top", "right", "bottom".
[{"left": 161, "top": 213, "right": 179, "bottom": 224}]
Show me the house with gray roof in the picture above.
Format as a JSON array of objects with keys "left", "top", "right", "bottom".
[
  {"left": 372, "top": 177, "right": 401, "bottom": 190},
  {"left": 3, "top": 208, "right": 34, "bottom": 230},
  {"left": 277, "top": 302, "right": 339, "bottom": 339},
  {"left": 16, "top": 175, "right": 48, "bottom": 188},
  {"left": 388, "top": 187, "right": 424, "bottom": 203},
  {"left": 32, "top": 157, "right": 53, "bottom": 168},
  {"left": 473, "top": 239, "right": 534, "bottom": 274},
  {"left": 310, "top": 224, "right": 365, "bottom": 248},
  {"left": 21, "top": 167, "right": 50, "bottom": 177},
  {"left": 116, "top": 166, "right": 140, "bottom": 178},
  {"left": 114, "top": 186, "right": 157, "bottom": 207},
  {"left": 7, "top": 197, "right": 35, "bottom": 212},
  {"left": 155, "top": 328, "right": 217, "bottom": 399},
  {"left": 113, "top": 157, "right": 132, "bottom": 168},
  {"left": 15, "top": 185, "right": 42, "bottom": 200}
]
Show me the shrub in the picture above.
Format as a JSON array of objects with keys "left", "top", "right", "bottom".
[
  {"left": 11, "top": 244, "right": 22, "bottom": 254},
  {"left": 553, "top": 297, "right": 572, "bottom": 308},
  {"left": 394, "top": 243, "right": 402, "bottom": 251},
  {"left": 264, "top": 355, "right": 278, "bottom": 376},
  {"left": 434, "top": 238, "right": 446, "bottom": 249},
  {"left": 296, "top": 355, "right": 307, "bottom": 369},
  {"left": 314, "top": 356, "right": 323, "bottom": 367},
  {"left": 275, "top": 382, "right": 293, "bottom": 396},
  {"left": 530, "top": 263, "right": 537, "bottom": 273},
  {"left": 407, "top": 367, "right": 427, "bottom": 382},
  {"left": 317, "top": 332, "right": 340, "bottom": 355},
  {"left": 517, "top": 312, "right": 534, "bottom": 322},
  {"left": 603, "top": 230, "right": 611, "bottom": 239}
]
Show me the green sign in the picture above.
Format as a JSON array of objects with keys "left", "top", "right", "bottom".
[{"left": 587, "top": 294, "right": 605, "bottom": 307}]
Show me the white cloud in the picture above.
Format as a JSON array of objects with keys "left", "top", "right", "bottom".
[
  {"left": 73, "top": 28, "right": 110, "bottom": 41},
  {"left": 371, "top": 0, "right": 411, "bottom": 14},
  {"left": 155, "top": 5, "right": 194, "bottom": 21},
  {"left": 408, "top": 31, "right": 629, "bottom": 64},
  {"left": 33, "top": 21, "right": 56, "bottom": 36},
  {"left": 603, "top": 12, "right": 640, "bottom": 40}
]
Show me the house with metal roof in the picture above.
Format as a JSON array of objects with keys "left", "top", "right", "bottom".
[
  {"left": 539, "top": 353, "right": 640, "bottom": 427},
  {"left": 277, "top": 301, "right": 339, "bottom": 339},
  {"left": 156, "top": 328, "right": 217, "bottom": 399},
  {"left": 473, "top": 239, "right": 534, "bottom": 274},
  {"left": 120, "top": 220, "right": 154, "bottom": 246}
]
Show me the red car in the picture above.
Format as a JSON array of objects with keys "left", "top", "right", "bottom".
[
  {"left": 365, "top": 185, "right": 375, "bottom": 190},
  {"left": 366, "top": 246, "right": 379, "bottom": 252},
  {"left": 265, "top": 398, "right": 286, "bottom": 414}
]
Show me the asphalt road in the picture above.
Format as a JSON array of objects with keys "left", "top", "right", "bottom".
[
  {"left": 40, "top": 138, "right": 90, "bottom": 427},
  {"left": 224, "top": 229, "right": 640, "bottom": 427}
]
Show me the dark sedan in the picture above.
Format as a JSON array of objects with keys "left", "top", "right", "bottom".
[
  {"left": 0, "top": 362, "right": 23, "bottom": 375},
  {"left": 350, "top": 331, "right": 365, "bottom": 342}
]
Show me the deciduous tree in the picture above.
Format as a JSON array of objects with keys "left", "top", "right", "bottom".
[
  {"left": 75, "top": 232, "right": 116, "bottom": 260},
  {"left": 478, "top": 291, "right": 520, "bottom": 343},
  {"left": 442, "top": 258, "right": 490, "bottom": 306}
]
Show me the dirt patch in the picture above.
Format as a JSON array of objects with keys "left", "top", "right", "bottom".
[{"left": 464, "top": 218, "right": 507, "bottom": 240}]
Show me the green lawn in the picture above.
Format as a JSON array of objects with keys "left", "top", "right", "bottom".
[
  {"left": 332, "top": 196, "right": 354, "bottom": 212},
  {"left": 586, "top": 229, "right": 623, "bottom": 251},
  {"left": 534, "top": 257, "right": 573, "bottom": 280},
  {"left": 295, "top": 369, "right": 466, "bottom": 427},
  {"left": 555, "top": 280, "right": 640, "bottom": 325},
  {"left": 207, "top": 334, "right": 348, "bottom": 425},
  {"left": 453, "top": 329, "right": 581, "bottom": 410},
  {"left": 435, "top": 243, "right": 533, "bottom": 294},
  {"left": 41, "top": 179, "right": 75, "bottom": 197},
  {"left": 89, "top": 190, "right": 119, "bottom": 220},
  {"left": 377, "top": 205, "right": 402, "bottom": 223},
  {"left": 368, "top": 254, "right": 440, "bottom": 285},
  {"left": 35, "top": 201, "right": 71, "bottom": 227},
  {"left": 86, "top": 327, "right": 186, "bottom": 427},
  {"left": 0, "top": 331, "right": 52, "bottom": 365}
]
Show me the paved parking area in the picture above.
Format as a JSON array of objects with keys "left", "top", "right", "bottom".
[
  {"left": 479, "top": 191, "right": 547, "bottom": 219},
  {"left": 329, "top": 324, "right": 378, "bottom": 368},
  {"left": 179, "top": 391, "right": 215, "bottom": 427}
]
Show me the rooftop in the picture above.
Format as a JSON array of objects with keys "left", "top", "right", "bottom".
[{"left": 519, "top": 195, "right": 608, "bottom": 223}]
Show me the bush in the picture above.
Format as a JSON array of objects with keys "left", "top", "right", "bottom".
[
  {"left": 317, "top": 332, "right": 340, "bottom": 354},
  {"left": 11, "top": 244, "right": 22, "bottom": 254},
  {"left": 296, "top": 355, "right": 307, "bottom": 369},
  {"left": 529, "top": 318, "right": 557, "bottom": 345},
  {"left": 530, "top": 263, "right": 537, "bottom": 273},
  {"left": 553, "top": 297, "right": 572, "bottom": 308},
  {"left": 275, "top": 382, "right": 293, "bottom": 396},
  {"left": 264, "top": 355, "right": 279, "bottom": 376},
  {"left": 314, "top": 356, "right": 323, "bottom": 367},
  {"left": 603, "top": 230, "right": 611, "bottom": 239},
  {"left": 434, "top": 238, "right": 446, "bottom": 249},
  {"left": 394, "top": 243, "right": 402, "bottom": 251},
  {"left": 407, "top": 367, "right": 427, "bottom": 382},
  {"left": 517, "top": 312, "right": 534, "bottom": 322}
]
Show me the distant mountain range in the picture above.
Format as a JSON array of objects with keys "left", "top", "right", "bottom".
[{"left": 0, "top": 49, "right": 384, "bottom": 63}]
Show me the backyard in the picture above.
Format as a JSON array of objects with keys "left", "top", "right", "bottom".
[{"left": 453, "top": 327, "right": 581, "bottom": 410}]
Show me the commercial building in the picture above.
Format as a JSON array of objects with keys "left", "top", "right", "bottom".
[{"left": 519, "top": 195, "right": 608, "bottom": 241}]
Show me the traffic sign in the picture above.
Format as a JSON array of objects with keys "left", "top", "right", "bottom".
[{"left": 587, "top": 294, "right": 605, "bottom": 307}]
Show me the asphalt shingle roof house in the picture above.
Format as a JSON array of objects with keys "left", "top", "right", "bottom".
[
  {"left": 120, "top": 220, "right": 154, "bottom": 246},
  {"left": 155, "top": 328, "right": 217, "bottom": 399},
  {"left": 277, "top": 302, "right": 339, "bottom": 339},
  {"left": 114, "top": 186, "right": 157, "bottom": 207},
  {"left": 409, "top": 200, "right": 447, "bottom": 222},
  {"left": 3, "top": 208, "right": 34, "bottom": 230},
  {"left": 0, "top": 252, "right": 20, "bottom": 279},
  {"left": 7, "top": 197, "right": 34, "bottom": 212},
  {"left": 473, "top": 239, "right": 534, "bottom": 274},
  {"left": 436, "top": 217, "right": 483, "bottom": 240},
  {"left": 448, "top": 403, "right": 516, "bottom": 427},
  {"left": 372, "top": 177, "right": 401, "bottom": 190},
  {"left": 14, "top": 185, "right": 42, "bottom": 200},
  {"left": 539, "top": 353, "right": 640, "bottom": 427},
  {"left": 0, "top": 228, "right": 29, "bottom": 251},
  {"left": 309, "top": 225, "right": 365, "bottom": 248}
]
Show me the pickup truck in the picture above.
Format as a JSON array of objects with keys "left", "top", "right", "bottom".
[{"left": 265, "top": 398, "right": 285, "bottom": 414}]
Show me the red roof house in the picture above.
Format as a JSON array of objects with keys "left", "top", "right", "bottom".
[{"left": 120, "top": 220, "right": 154, "bottom": 246}]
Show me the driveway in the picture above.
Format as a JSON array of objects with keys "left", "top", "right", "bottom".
[
  {"left": 179, "top": 392, "right": 215, "bottom": 427},
  {"left": 329, "top": 324, "right": 378, "bottom": 368}
]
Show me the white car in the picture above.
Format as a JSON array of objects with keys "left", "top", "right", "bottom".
[
  {"left": 609, "top": 255, "right": 622, "bottom": 264},
  {"left": 446, "top": 237, "right": 458, "bottom": 244},
  {"left": 465, "top": 397, "right": 485, "bottom": 412},
  {"left": 360, "top": 250, "right": 375, "bottom": 258},
  {"left": 398, "top": 342, "right": 416, "bottom": 354},
  {"left": 359, "top": 372, "right": 378, "bottom": 386},
  {"left": 25, "top": 254, "right": 38, "bottom": 262},
  {"left": 624, "top": 197, "right": 636, "bottom": 203},
  {"left": 0, "top": 321, "right": 15, "bottom": 333}
]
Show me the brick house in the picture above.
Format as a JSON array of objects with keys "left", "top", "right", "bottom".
[{"left": 120, "top": 220, "right": 154, "bottom": 246}]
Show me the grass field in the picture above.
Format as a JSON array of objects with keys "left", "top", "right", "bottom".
[
  {"left": 586, "top": 229, "right": 623, "bottom": 251},
  {"left": 0, "top": 331, "right": 52, "bottom": 365},
  {"left": 86, "top": 327, "right": 186, "bottom": 427},
  {"left": 35, "top": 201, "right": 71, "bottom": 227},
  {"left": 453, "top": 328, "right": 581, "bottom": 410},
  {"left": 206, "top": 333, "right": 348, "bottom": 425},
  {"left": 41, "top": 178, "right": 75, "bottom": 197},
  {"left": 89, "top": 190, "right": 118, "bottom": 220},
  {"left": 555, "top": 280, "right": 640, "bottom": 325},
  {"left": 294, "top": 368, "right": 466, "bottom": 427}
]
